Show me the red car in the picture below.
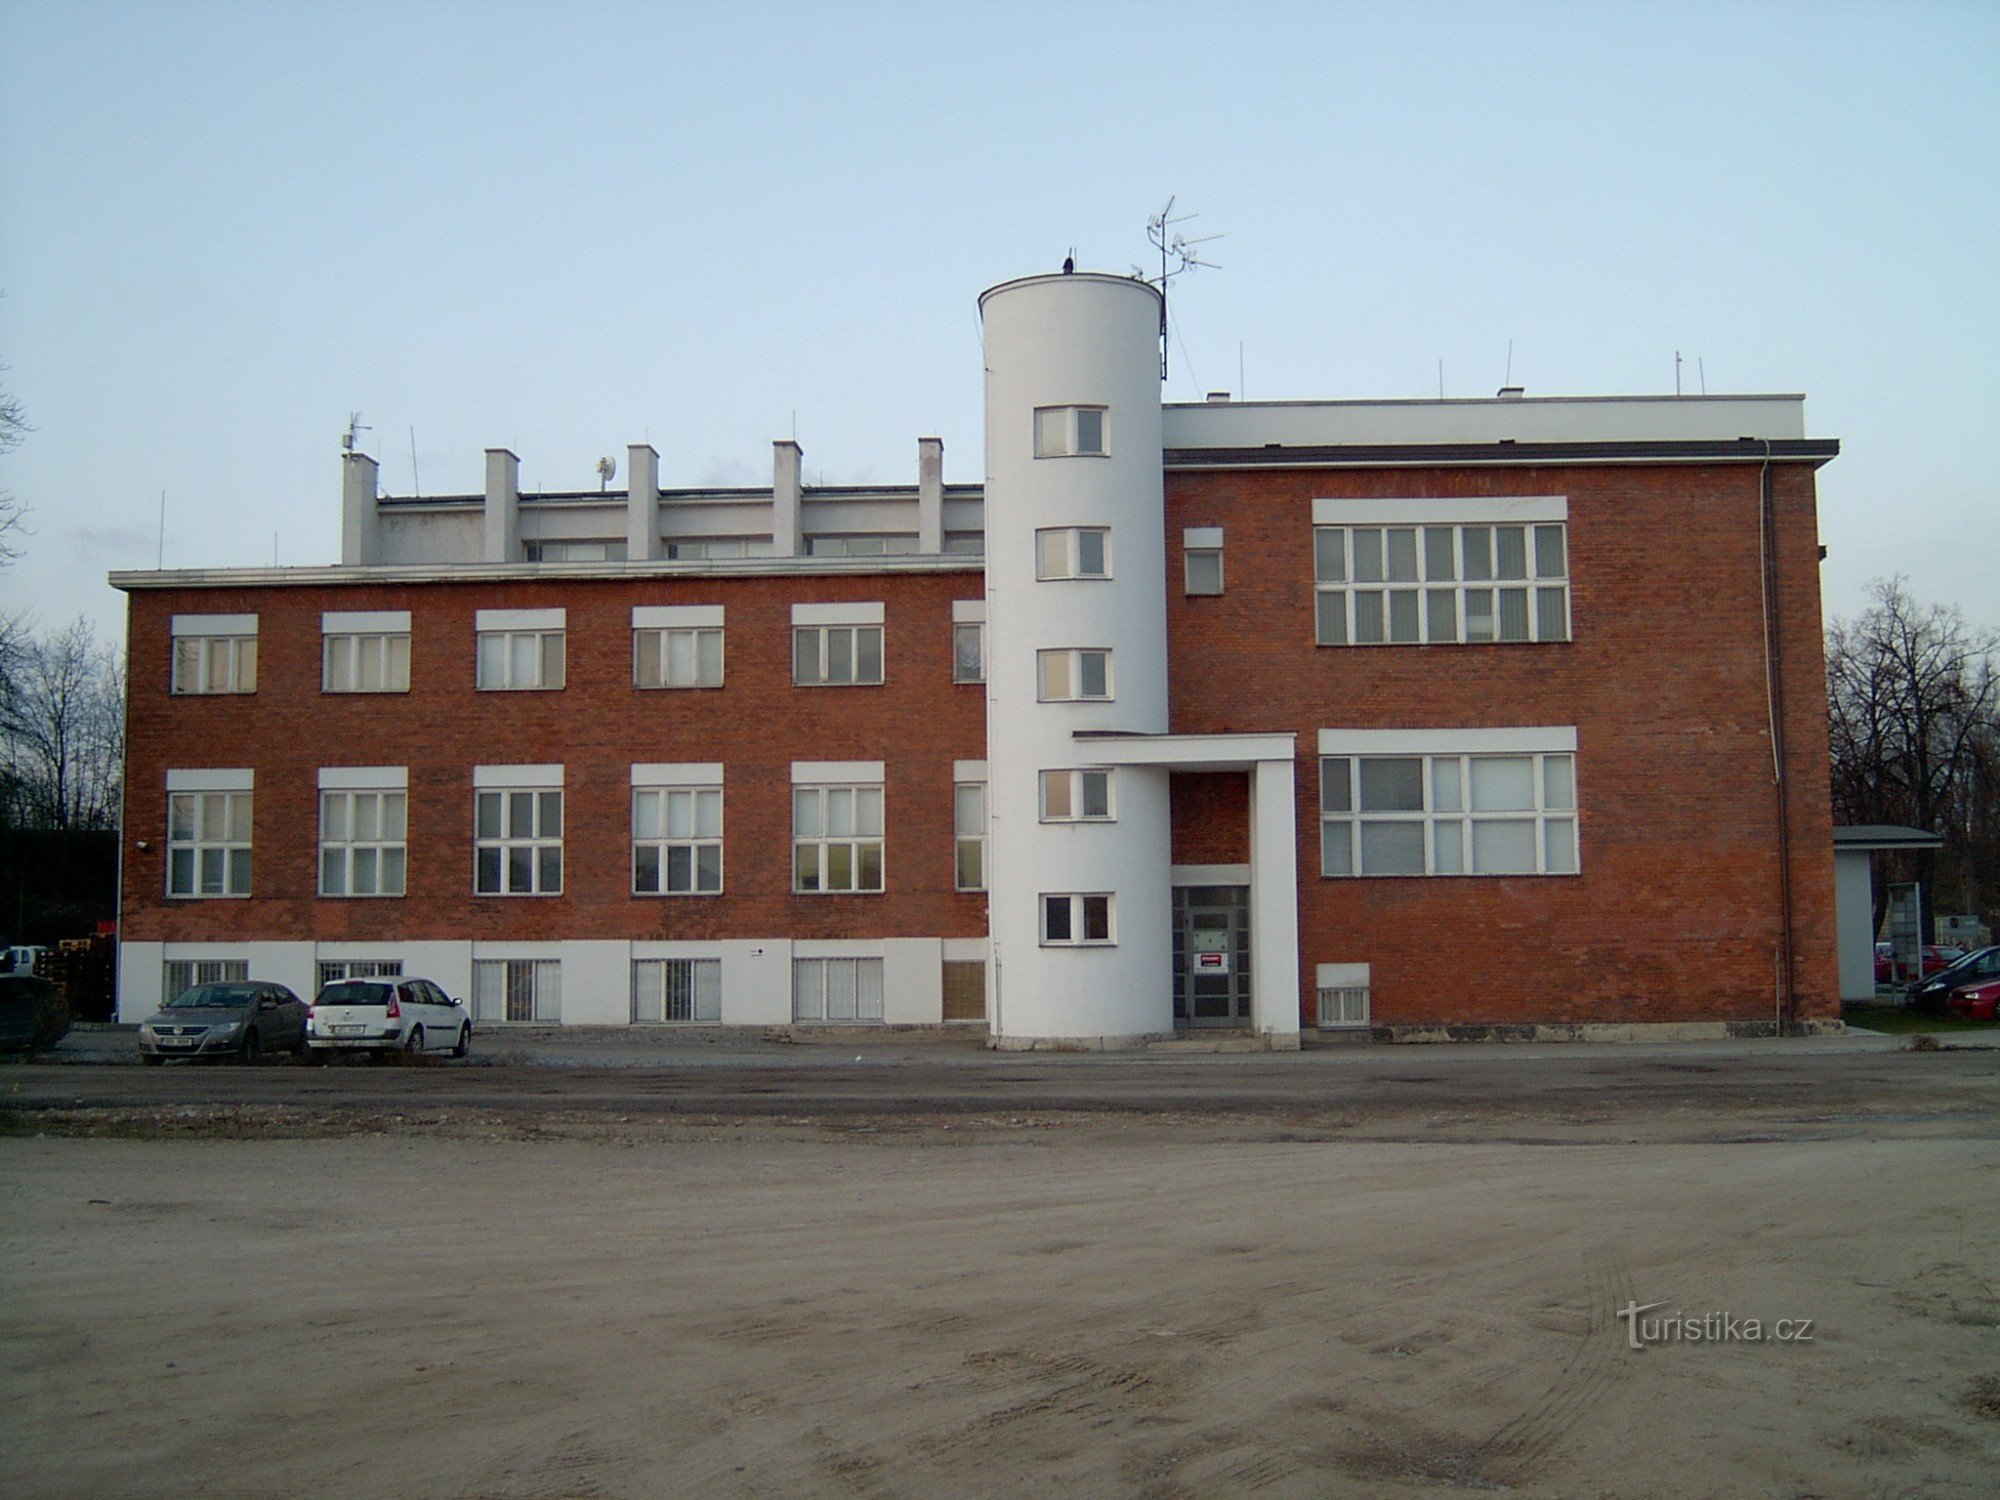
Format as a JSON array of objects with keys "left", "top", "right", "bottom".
[
  {"left": 1945, "top": 979, "right": 2000, "bottom": 1022},
  {"left": 1876, "top": 943, "right": 1966, "bottom": 984}
]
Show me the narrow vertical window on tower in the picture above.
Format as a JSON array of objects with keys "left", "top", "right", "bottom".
[
  {"left": 1035, "top": 527, "right": 1111, "bottom": 580},
  {"left": 1037, "top": 648, "right": 1113, "bottom": 702},
  {"left": 1033, "top": 406, "right": 1109, "bottom": 458}
]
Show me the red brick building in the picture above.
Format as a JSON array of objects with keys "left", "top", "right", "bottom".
[{"left": 113, "top": 271, "right": 1840, "bottom": 1044}]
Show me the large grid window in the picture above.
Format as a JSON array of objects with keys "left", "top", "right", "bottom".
[
  {"left": 1042, "top": 893, "right": 1113, "bottom": 946},
  {"left": 526, "top": 539, "right": 626, "bottom": 562},
  {"left": 1036, "top": 527, "right": 1110, "bottom": 580},
  {"left": 324, "top": 632, "right": 410, "bottom": 693},
  {"left": 633, "top": 786, "right": 722, "bottom": 894},
  {"left": 954, "top": 782, "right": 987, "bottom": 891},
  {"left": 633, "top": 958, "right": 721, "bottom": 1023},
  {"left": 635, "top": 627, "right": 723, "bottom": 689},
  {"left": 1314, "top": 522, "right": 1569, "bottom": 645},
  {"left": 475, "top": 788, "right": 563, "bottom": 895},
  {"left": 793, "top": 784, "right": 884, "bottom": 893},
  {"left": 319, "top": 789, "right": 408, "bottom": 897},
  {"left": 1320, "top": 752, "right": 1578, "bottom": 877},
  {"left": 172, "top": 635, "right": 257, "bottom": 694},
  {"left": 1040, "top": 769, "right": 1113, "bottom": 821},
  {"left": 794, "top": 625, "right": 883, "bottom": 686},
  {"left": 476, "top": 629, "right": 565, "bottom": 690},
  {"left": 1033, "top": 406, "right": 1107, "bottom": 458},
  {"left": 471, "top": 958, "right": 560, "bottom": 1023},
  {"left": 792, "top": 957, "right": 885, "bottom": 1023},
  {"left": 315, "top": 958, "right": 403, "bottom": 990},
  {"left": 1037, "top": 648, "right": 1112, "bottom": 702},
  {"left": 164, "top": 959, "right": 248, "bottom": 998},
  {"left": 167, "top": 791, "right": 252, "bottom": 897}
]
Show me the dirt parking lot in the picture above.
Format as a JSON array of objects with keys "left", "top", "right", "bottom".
[{"left": 3, "top": 1042, "right": 1998, "bottom": 1498}]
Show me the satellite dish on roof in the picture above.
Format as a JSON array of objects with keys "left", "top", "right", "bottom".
[{"left": 596, "top": 455, "right": 616, "bottom": 491}]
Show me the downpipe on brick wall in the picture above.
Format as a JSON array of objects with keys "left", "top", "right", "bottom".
[{"left": 1758, "top": 439, "right": 1797, "bottom": 1032}]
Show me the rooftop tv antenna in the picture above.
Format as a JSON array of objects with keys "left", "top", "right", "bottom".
[
  {"left": 1143, "top": 197, "right": 1222, "bottom": 381},
  {"left": 596, "top": 455, "right": 617, "bottom": 492},
  {"left": 342, "top": 412, "right": 371, "bottom": 452}
]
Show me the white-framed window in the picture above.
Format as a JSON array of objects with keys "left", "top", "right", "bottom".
[
  {"left": 1035, "top": 527, "right": 1110, "bottom": 580},
  {"left": 954, "top": 781, "right": 987, "bottom": 891},
  {"left": 1040, "top": 769, "right": 1113, "bottom": 822},
  {"left": 1042, "top": 893, "right": 1114, "bottom": 946},
  {"left": 171, "top": 615, "right": 258, "bottom": 695},
  {"left": 632, "top": 765, "right": 723, "bottom": 894},
  {"left": 475, "top": 608, "right": 566, "bottom": 690},
  {"left": 318, "top": 769, "right": 408, "bottom": 898},
  {"left": 525, "top": 538, "right": 626, "bottom": 562},
  {"left": 633, "top": 605, "right": 725, "bottom": 689},
  {"left": 1033, "top": 405, "right": 1107, "bottom": 458},
  {"left": 166, "top": 771, "right": 253, "bottom": 898},
  {"left": 1318, "top": 730, "right": 1579, "bottom": 878},
  {"left": 943, "top": 531, "right": 985, "bottom": 556},
  {"left": 1184, "top": 527, "right": 1224, "bottom": 596},
  {"left": 322, "top": 612, "right": 411, "bottom": 694},
  {"left": 315, "top": 958, "right": 403, "bottom": 991},
  {"left": 792, "top": 957, "right": 885, "bottom": 1023},
  {"left": 471, "top": 958, "right": 560, "bottom": 1023},
  {"left": 1313, "top": 507, "right": 1570, "bottom": 646},
  {"left": 474, "top": 766, "right": 564, "bottom": 896},
  {"left": 1316, "top": 964, "right": 1372, "bottom": 1029},
  {"left": 662, "top": 537, "right": 776, "bottom": 560},
  {"left": 805, "top": 534, "right": 918, "bottom": 557},
  {"left": 793, "top": 778, "right": 885, "bottom": 893},
  {"left": 794, "top": 625, "right": 883, "bottom": 685},
  {"left": 1037, "top": 648, "right": 1111, "bottom": 702},
  {"left": 632, "top": 958, "right": 721, "bottom": 1022},
  {"left": 952, "top": 600, "right": 986, "bottom": 684},
  {"left": 164, "top": 958, "right": 248, "bottom": 997}
]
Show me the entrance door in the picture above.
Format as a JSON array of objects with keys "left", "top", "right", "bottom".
[{"left": 1173, "top": 885, "right": 1251, "bottom": 1028}]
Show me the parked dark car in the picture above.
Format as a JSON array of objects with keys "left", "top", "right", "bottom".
[
  {"left": 0, "top": 973, "right": 72, "bottom": 1053},
  {"left": 137, "top": 982, "right": 309, "bottom": 1063},
  {"left": 1906, "top": 946, "right": 2000, "bottom": 1014}
]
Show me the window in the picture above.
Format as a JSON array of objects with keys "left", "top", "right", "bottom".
[
  {"left": 953, "top": 623, "right": 985, "bottom": 683},
  {"left": 474, "top": 767, "right": 564, "bottom": 895},
  {"left": 1035, "top": 527, "right": 1110, "bottom": 580},
  {"left": 170, "top": 615, "right": 257, "bottom": 694},
  {"left": 943, "top": 532, "right": 986, "bottom": 556},
  {"left": 804, "top": 534, "right": 918, "bottom": 557},
  {"left": 475, "top": 609, "right": 566, "bottom": 690},
  {"left": 792, "top": 957, "right": 885, "bottom": 1023},
  {"left": 1033, "top": 405, "right": 1107, "bottom": 457},
  {"left": 1040, "top": 769, "right": 1113, "bottom": 821},
  {"left": 323, "top": 612, "right": 411, "bottom": 693},
  {"left": 1184, "top": 527, "right": 1224, "bottom": 596},
  {"left": 793, "top": 779, "right": 885, "bottom": 893},
  {"left": 955, "top": 781, "right": 987, "bottom": 891},
  {"left": 315, "top": 958, "right": 403, "bottom": 991},
  {"left": 525, "top": 538, "right": 626, "bottom": 562},
  {"left": 633, "top": 782, "right": 723, "bottom": 894},
  {"left": 941, "top": 960, "right": 986, "bottom": 1022},
  {"left": 635, "top": 628, "right": 723, "bottom": 688},
  {"left": 663, "top": 537, "right": 776, "bottom": 560},
  {"left": 166, "top": 773, "right": 253, "bottom": 897},
  {"left": 1313, "top": 518, "right": 1569, "bottom": 645},
  {"left": 632, "top": 958, "right": 721, "bottom": 1023},
  {"left": 318, "top": 772, "right": 408, "bottom": 897},
  {"left": 1037, "top": 648, "right": 1111, "bottom": 701},
  {"left": 1042, "top": 893, "right": 1114, "bottom": 945},
  {"left": 1316, "top": 964, "right": 1372, "bottom": 1029},
  {"left": 471, "top": 958, "right": 560, "bottom": 1023},
  {"left": 164, "top": 958, "right": 248, "bottom": 998},
  {"left": 1320, "top": 747, "right": 1578, "bottom": 878},
  {"left": 793, "top": 624, "right": 883, "bottom": 685}
]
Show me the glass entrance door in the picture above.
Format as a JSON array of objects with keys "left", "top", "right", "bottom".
[{"left": 1173, "top": 885, "right": 1251, "bottom": 1028}]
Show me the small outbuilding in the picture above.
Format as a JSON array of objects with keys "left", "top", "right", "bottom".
[{"left": 1833, "top": 825, "right": 1945, "bottom": 1002}]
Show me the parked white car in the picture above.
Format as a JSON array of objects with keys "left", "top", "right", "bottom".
[{"left": 305, "top": 977, "right": 472, "bottom": 1060}]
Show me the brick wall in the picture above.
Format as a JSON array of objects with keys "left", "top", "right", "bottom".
[
  {"left": 122, "top": 571, "right": 990, "bottom": 946},
  {"left": 1164, "top": 460, "right": 1840, "bottom": 1027}
]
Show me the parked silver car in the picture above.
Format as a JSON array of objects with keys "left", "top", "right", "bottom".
[
  {"left": 138, "top": 982, "right": 308, "bottom": 1064},
  {"left": 305, "top": 977, "right": 472, "bottom": 1060}
]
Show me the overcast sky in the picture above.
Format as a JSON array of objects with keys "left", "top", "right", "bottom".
[{"left": 3, "top": 0, "right": 1995, "bottom": 643}]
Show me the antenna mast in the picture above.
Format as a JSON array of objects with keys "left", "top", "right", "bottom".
[{"left": 1143, "top": 197, "right": 1223, "bottom": 382}]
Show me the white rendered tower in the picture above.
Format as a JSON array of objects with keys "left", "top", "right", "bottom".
[{"left": 979, "top": 271, "right": 1173, "bottom": 1046}]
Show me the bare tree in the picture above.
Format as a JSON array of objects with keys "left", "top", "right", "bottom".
[
  {"left": 1827, "top": 577, "right": 2000, "bottom": 928},
  {"left": 0, "top": 371, "right": 28, "bottom": 568},
  {"left": 0, "top": 617, "right": 124, "bottom": 832}
]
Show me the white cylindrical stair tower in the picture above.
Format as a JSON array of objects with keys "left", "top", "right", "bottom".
[{"left": 979, "top": 271, "right": 1172, "bottom": 1046}]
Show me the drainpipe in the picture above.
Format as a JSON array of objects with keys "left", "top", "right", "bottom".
[{"left": 1757, "top": 440, "right": 1796, "bottom": 1032}]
